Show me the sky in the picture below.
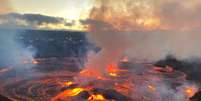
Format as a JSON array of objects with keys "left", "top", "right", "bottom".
[
  {"left": 9, "top": 0, "right": 93, "bottom": 20},
  {"left": 0, "top": 0, "right": 94, "bottom": 30},
  {"left": 0, "top": 0, "right": 201, "bottom": 31}
]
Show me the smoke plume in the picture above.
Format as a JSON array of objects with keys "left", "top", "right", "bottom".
[
  {"left": 81, "top": 0, "right": 201, "bottom": 99},
  {"left": 81, "top": 0, "right": 201, "bottom": 70}
]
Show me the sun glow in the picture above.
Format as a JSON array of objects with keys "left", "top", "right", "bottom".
[{"left": 37, "top": 23, "right": 84, "bottom": 31}]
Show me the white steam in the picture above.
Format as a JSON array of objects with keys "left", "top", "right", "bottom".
[{"left": 0, "top": 31, "right": 36, "bottom": 68}]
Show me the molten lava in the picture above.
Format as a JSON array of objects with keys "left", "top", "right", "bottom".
[
  {"left": 0, "top": 57, "right": 198, "bottom": 101},
  {"left": 184, "top": 86, "right": 197, "bottom": 97},
  {"left": 106, "top": 63, "right": 119, "bottom": 77},
  {"left": 65, "top": 88, "right": 85, "bottom": 96},
  {"left": 147, "top": 85, "right": 156, "bottom": 92},
  {"left": 51, "top": 87, "right": 86, "bottom": 101},
  {"left": 106, "top": 62, "right": 128, "bottom": 77},
  {"left": 32, "top": 59, "right": 39, "bottom": 64},
  {"left": 88, "top": 94, "right": 107, "bottom": 101},
  {"left": 80, "top": 69, "right": 105, "bottom": 80},
  {"left": 152, "top": 66, "right": 173, "bottom": 73},
  {"left": 64, "top": 81, "right": 74, "bottom": 87},
  {"left": 22, "top": 58, "right": 39, "bottom": 64}
]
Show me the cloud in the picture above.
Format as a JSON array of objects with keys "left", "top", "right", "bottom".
[
  {"left": 0, "top": 13, "right": 75, "bottom": 29},
  {"left": 80, "top": 19, "right": 114, "bottom": 31},
  {"left": 81, "top": 0, "right": 201, "bottom": 31},
  {"left": 154, "top": 0, "right": 201, "bottom": 30},
  {"left": 81, "top": 0, "right": 201, "bottom": 73}
]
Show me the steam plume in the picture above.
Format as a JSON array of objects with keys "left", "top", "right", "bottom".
[
  {"left": 0, "top": 31, "right": 36, "bottom": 68},
  {"left": 81, "top": 0, "right": 201, "bottom": 70},
  {"left": 81, "top": 1, "right": 201, "bottom": 99},
  {"left": 0, "top": 1, "right": 36, "bottom": 69}
]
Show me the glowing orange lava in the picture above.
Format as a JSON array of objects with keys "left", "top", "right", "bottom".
[
  {"left": 152, "top": 66, "right": 173, "bottom": 73},
  {"left": 114, "top": 82, "right": 134, "bottom": 96},
  {"left": 147, "top": 85, "right": 156, "bottom": 92},
  {"left": 80, "top": 69, "right": 105, "bottom": 80},
  {"left": 64, "top": 81, "right": 74, "bottom": 87},
  {"left": 65, "top": 88, "right": 85, "bottom": 96},
  {"left": 88, "top": 94, "right": 107, "bottom": 101},
  {"left": 51, "top": 87, "right": 85, "bottom": 101},
  {"left": 184, "top": 86, "right": 197, "bottom": 97},
  {"left": 106, "top": 63, "right": 128, "bottom": 77},
  {"left": 106, "top": 63, "right": 119, "bottom": 77},
  {"left": 32, "top": 59, "right": 39, "bottom": 64}
]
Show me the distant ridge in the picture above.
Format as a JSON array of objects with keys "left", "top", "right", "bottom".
[{"left": 0, "top": 28, "right": 86, "bottom": 33}]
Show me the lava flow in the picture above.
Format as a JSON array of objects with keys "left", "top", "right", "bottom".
[
  {"left": 0, "top": 57, "right": 198, "bottom": 101},
  {"left": 50, "top": 58, "right": 198, "bottom": 101}
]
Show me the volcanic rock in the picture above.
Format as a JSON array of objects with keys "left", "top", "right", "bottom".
[
  {"left": 0, "top": 94, "right": 12, "bottom": 101},
  {"left": 190, "top": 90, "right": 201, "bottom": 101}
]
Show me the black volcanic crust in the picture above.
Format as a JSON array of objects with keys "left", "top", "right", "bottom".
[
  {"left": 190, "top": 90, "right": 201, "bottom": 101},
  {"left": 102, "top": 89, "right": 132, "bottom": 101},
  {"left": 0, "top": 94, "right": 12, "bottom": 101},
  {"left": 155, "top": 55, "right": 201, "bottom": 101},
  {"left": 75, "top": 88, "right": 132, "bottom": 101},
  {"left": 154, "top": 55, "right": 183, "bottom": 70},
  {"left": 154, "top": 55, "right": 201, "bottom": 81}
]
